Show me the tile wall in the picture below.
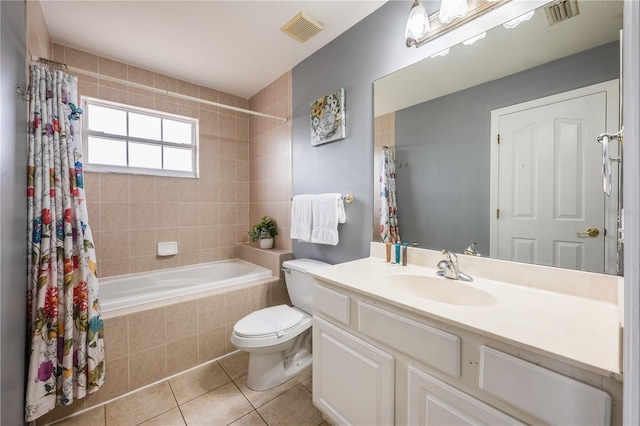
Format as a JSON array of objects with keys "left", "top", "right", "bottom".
[
  {"left": 248, "top": 72, "right": 293, "bottom": 251},
  {"left": 49, "top": 44, "right": 256, "bottom": 277},
  {"left": 373, "top": 112, "right": 396, "bottom": 242}
]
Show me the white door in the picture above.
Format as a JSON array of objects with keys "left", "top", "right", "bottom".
[
  {"left": 313, "top": 316, "right": 395, "bottom": 426},
  {"left": 490, "top": 81, "right": 619, "bottom": 273}
]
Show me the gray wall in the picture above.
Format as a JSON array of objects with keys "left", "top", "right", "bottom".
[
  {"left": 1, "top": 1, "right": 28, "bottom": 424},
  {"left": 395, "top": 42, "right": 620, "bottom": 254},
  {"left": 292, "top": 1, "right": 431, "bottom": 264}
]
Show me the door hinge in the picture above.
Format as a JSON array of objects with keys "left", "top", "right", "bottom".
[
  {"left": 496, "top": 209, "right": 500, "bottom": 219},
  {"left": 497, "top": 134, "right": 500, "bottom": 145}
]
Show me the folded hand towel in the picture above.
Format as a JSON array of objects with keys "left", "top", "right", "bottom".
[
  {"left": 291, "top": 194, "right": 314, "bottom": 242},
  {"left": 310, "top": 193, "right": 345, "bottom": 246}
]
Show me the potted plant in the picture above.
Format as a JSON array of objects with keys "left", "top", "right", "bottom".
[{"left": 249, "top": 216, "right": 278, "bottom": 249}]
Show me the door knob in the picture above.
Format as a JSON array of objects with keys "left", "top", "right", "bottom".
[{"left": 576, "top": 227, "right": 600, "bottom": 237}]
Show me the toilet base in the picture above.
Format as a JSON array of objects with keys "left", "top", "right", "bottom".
[
  {"left": 247, "top": 350, "right": 312, "bottom": 391},
  {"left": 246, "top": 329, "right": 313, "bottom": 391}
]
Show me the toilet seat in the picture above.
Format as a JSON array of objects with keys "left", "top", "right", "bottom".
[{"left": 233, "top": 305, "right": 305, "bottom": 338}]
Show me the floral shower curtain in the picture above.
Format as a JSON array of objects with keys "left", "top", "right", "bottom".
[
  {"left": 379, "top": 147, "right": 401, "bottom": 243},
  {"left": 25, "top": 65, "right": 105, "bottom": 422}
]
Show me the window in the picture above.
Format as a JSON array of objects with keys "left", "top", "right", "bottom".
[{"left": 82, "top": 98, "right": 198, "bottom": 177}]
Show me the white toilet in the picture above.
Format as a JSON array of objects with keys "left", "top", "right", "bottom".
[{"left": 231, "top": 258, "right": 329, "bottom": 391}]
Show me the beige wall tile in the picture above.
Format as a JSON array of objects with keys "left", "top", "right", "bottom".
[
  {"left": 104, "top": 316, "right": 128, "bottom": 361},
  {"left": 129, "top": 256, "right": 157, "bottom": 274},
  {"left": 200, "top": 226, "right": 221, "bottom": 249},
  {"left": 99, "top": 230, "right": 130, "bottom": 260},
  {"left": 250, "top": 283, "right": 270, "bottom": 312},
  {"left": 166, "top": 335, "right": 198, "bottom": 376},
  {"left": 130, "top": 229, "right": 156, "bottom": 257},
  {"left": 84, "top": 356, "right": 129, "bottom": 407},
  {"left": 199, "top": 248, "right": 221, "bottom": 263},
  {"left": 105, "top": 382, "right": 176, "bottom": 425},
  {"left": 156, "top": 177, "right": 181, "bottom": 202},
  {"left": 165, "top": 300, "right": 198, "bottom": 341},
  {"left": 180, "top": 251, "right": 200, "bottom": 267},
  {"left": 128, "top": 66, "right": 154, "bottom": 86},
  {"left": 98, "top": 258, "right": 130, "bottom": 278},
  {"left": 156, "top": 203, "right": 180, "bottom": 229},
  {"left": 197, "top": 294, "right": 225, "bottom": 333},
  {"left": 130, "top": 203, "right": 155, "bottom": 230},
  {"left": 197, "top": 327, "right": 227, "bottom": 363},
  {"left": 100, "top": 203, "right": 130, "bottom": 231},
  {"left": 179, "top": 203, "right": 200, "bottom": 227},
  {"left": 225, "top": 288, "right": 252, "bottom": 325},
  {"left": 129, "top": 345, "right": 167, "bottom": 389},
  {"left": 179, "top": 227, "right": 201, "bottom": 252},
  {"left": 129, "top": 175, "right": 155, "bottom": 203},
  {"left": 128, "top": 308, "right": 166, "bottom": 354},
  {"left": 99, "top": 174, "right": 129, "bottom": 203},
  {"left": 65, "top": 46, "right": 98, "bottom": 72}
]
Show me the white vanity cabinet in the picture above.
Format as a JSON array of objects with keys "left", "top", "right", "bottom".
[
  {"left": 312, "top": 316, "right": 395, "bottom": 426},
  {"left": 312, "top": 279, "right": 619, "bottom": 426}
]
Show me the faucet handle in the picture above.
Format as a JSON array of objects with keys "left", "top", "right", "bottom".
[{"left": 441, "top": 250, "right": 458, "bottom": 264}]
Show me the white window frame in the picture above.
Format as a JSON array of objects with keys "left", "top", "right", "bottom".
[{"left": 81, "top": 97, "right": 199, "bottom": 178}]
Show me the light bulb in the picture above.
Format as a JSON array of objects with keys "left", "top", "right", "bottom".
[
  {"left": 405, "top": 0, "right": 430, "bottom": 40},
  {"left": 439, "top": 0, "right": 469, "bottom": 24}
]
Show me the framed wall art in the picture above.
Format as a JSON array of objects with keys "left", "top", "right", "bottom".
[{"left": 310, "top": 88, "right": 346, "bottom": 146}]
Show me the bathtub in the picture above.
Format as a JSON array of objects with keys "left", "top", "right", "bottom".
[{"left": 99, "top": 259, "right": 273, "bottom": 312}]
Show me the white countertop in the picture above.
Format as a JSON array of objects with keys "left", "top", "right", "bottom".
[{"left": 309, "top": 255, "right": 622, "bottom": 380}]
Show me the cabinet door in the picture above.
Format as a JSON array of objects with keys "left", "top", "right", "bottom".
[
  {"left": 408, "top": 366, "right": 525, "bottom": 425},
  {"left": 313, "top": 316, "right": 394, "bottom": 426}
]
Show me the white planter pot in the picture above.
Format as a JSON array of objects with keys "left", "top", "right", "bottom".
[{"left": 259, "top": 238, "right": 274, "bottom": 249}]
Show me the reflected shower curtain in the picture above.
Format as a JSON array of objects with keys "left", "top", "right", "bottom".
[
  {"left": 379, "top": 147, "right": 401, "bottom": 243},
  {"left": 25, "top": 65, "right": 105, "bottom": 422}
]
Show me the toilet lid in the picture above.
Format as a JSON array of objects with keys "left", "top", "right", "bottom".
[{"left": 234, "top": 305, "right": 304, "bottom": 338}]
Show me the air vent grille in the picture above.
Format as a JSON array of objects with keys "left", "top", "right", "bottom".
[
  {"left": 281, "top": 11, "right": 324, "bottom": 43},
  {"left": 544, "top": 0, "right": 580, "bottom": 25}
]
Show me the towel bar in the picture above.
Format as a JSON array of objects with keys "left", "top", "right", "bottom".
[{"left": 291, "top": 193, "right": 355, "bottom": 204}]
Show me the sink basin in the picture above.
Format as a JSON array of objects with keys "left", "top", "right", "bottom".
[{"left": 383, "top": 274, "right": 497, "bottom": 307}]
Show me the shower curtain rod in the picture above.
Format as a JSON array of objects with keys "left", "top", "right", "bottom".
[{"left": 30, "top": 56, "right": 288, "bottom": 123}]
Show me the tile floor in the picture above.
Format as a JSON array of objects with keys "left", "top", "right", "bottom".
[{"left": 50, "top": 351, "right": 329, "bottom": 426}]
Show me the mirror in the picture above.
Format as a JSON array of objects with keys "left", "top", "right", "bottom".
[{"left": 374, "top": 1, "right": 623, "bottom": 274}]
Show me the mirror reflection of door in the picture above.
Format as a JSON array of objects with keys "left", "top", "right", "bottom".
[{"left": 490, "top": 80, "right": 620, "bottom": 273}]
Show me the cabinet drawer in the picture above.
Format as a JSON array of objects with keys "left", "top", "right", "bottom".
[
  {"left": 480, "top": 346, "right": 611, "bottom": 425},
  {"left": 313, "top": 282, "right": 350, "bottom": 325},
  {"left": 358, "top": 302, "right": 460, "bottom": 378},
  {"left": 408, "top": 366, "right": 525, "bottom": 425}
]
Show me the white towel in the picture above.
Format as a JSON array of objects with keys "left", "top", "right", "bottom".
[
  {"left": 310, "top": 193, "right": 346, "bottom": 246},
  {"left": 291, "top": 194, "right": 314, "bottom": 241}
]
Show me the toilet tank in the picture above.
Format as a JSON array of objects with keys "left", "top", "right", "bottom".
[{"left": 282, "top": 258, "right": 330, "bottom": 314}]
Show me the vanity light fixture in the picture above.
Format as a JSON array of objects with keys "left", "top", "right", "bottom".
[
  {"left": 405, "top": 0, "right": 509, "bottom": 48},
  {"left": 439, "top": 0, "right": 469, "bottom": 24},
  {"left": 405, "top": 0, "right": 430, "bottom": 42}
]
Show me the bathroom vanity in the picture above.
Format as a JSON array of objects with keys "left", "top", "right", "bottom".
[{"left": 310, "top": 243, "right": 623, "bottom": 425}]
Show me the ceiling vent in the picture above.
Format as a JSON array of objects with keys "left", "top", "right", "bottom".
[
  {"left": 281, "top": 11, "right": 324, "bottom": 43},
  {"left": 544, "top": 0, "right": 579, "bottom": 25}
]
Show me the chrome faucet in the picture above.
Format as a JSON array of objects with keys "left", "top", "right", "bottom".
[{"left": 436, "top": 250, "right": 473, "bottom": 282}]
